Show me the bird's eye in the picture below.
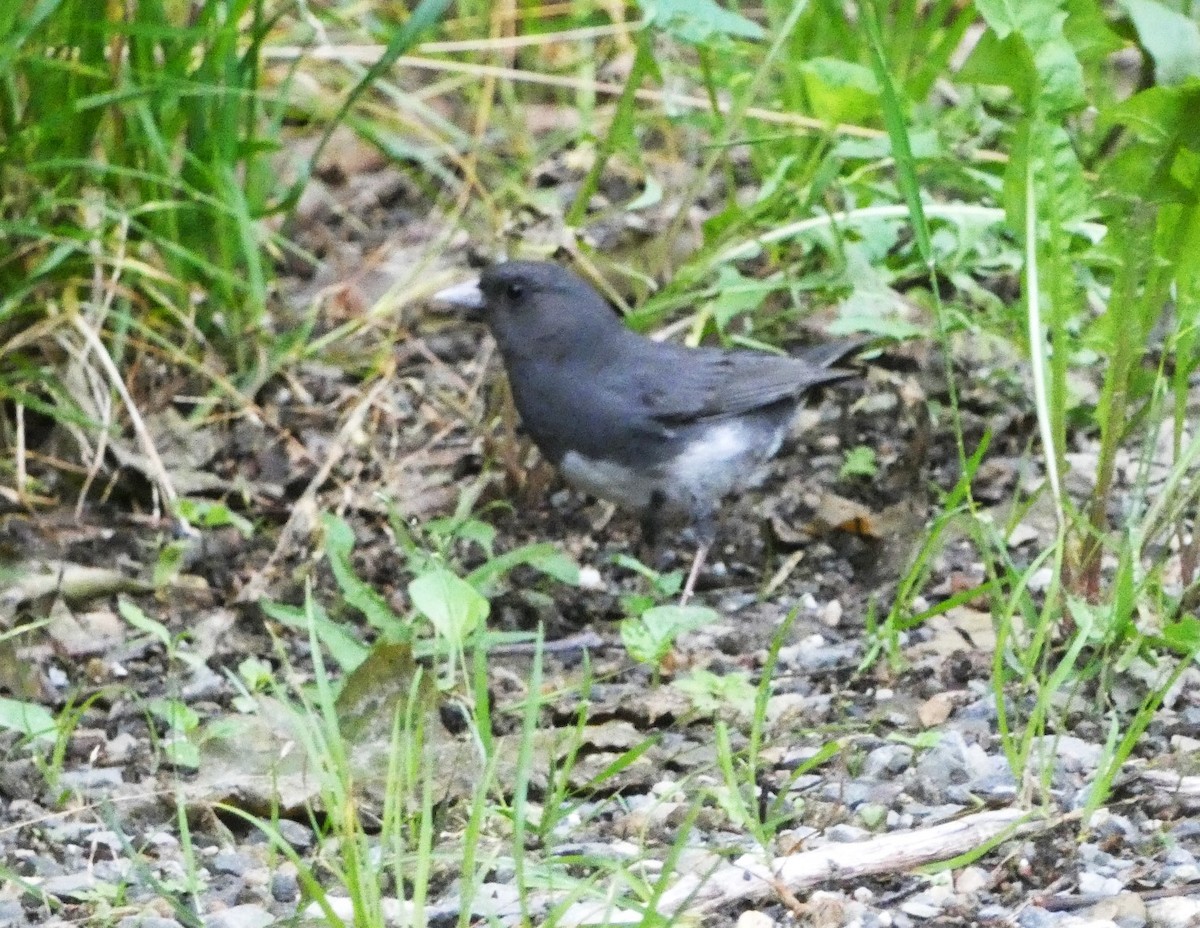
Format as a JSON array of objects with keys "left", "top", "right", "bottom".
[{"left": 505, "top": 282, "right": 524, "bottom": 300}]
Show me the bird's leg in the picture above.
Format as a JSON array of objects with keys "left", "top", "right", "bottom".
[
  {"left": 679, "top": 543, "right": 710, "bottom": 607},
  {"left": 638, "top": 491, "right": 664, "bottom": 559},
  {"left": 679, "top": 510, "right": 717, "bottom": 606}
]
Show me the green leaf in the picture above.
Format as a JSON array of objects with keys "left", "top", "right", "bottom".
[
  {"left": 674, "top": 669, "right": 756, "bottom": 715},
  {"left": 176, "top": 498, "right": 254, "bottom": 538},
  {"left": 118, "top": 598, "right": 172, "bottom": 650},
  {"left": 409, "top": 567, "right": 489, "bottom": 645},
  {"left": 640, "top": 0, "right": 764, "bottom": 43},
  {"left": 465, "top": 542, "right": 580, "bottom": 590},
  {"left": 262, "top": 599, "right": 368, "bottom": 673},
  {"left": 152, "top": 540, "right": 188, "bottom": 589},
  {"left": 1123, "top": 0, "right": 1200, "bottom": 86},
  {"left": 0, "top": 697, "right": 56, "bottom": 742},
  {"left": 322, "top": 514, "right": 409, "bottom": 639},
  {"left": 163, "top": 737, "right": 200, "bottom": 769},
  {"left": 707, "top": 266, "right": 777, "bottom": 329},
  {"left": 1161, "top": 615, "right": 1200, "bottom": 655},
  {"left": 966, "top": 0, "right": 1085, "bottom": 112},
  {"left": 621, "top": 605, "right": 719, "bottom": 666},
  {"left": 840, "top": 446, "right": 879, "bottom": 479},
  {"left": 799, "top": 58, "right": 881, "bottom": 125},
  {"left": 148, "top": 697, "right": 199, "bottom": 733}
]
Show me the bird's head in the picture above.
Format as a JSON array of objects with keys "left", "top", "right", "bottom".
[{"left": 434, "top": 260, "right": 623, "bottom": 359}]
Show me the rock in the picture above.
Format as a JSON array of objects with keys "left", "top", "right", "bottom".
[
  {"left": 274, "top": 819, "right": 314, "bottom": 852},
  {"left": 118, "top": 918, "right": 184, "bottom": 928},
  {"left": 955, "top": 867, "right": 989, "bottom": 895},
  {"left": 863, "top": 744, "right": 913, "bottom": 778},
  {"left": 735, "top": 910, "right": 776, "bottom": 928},
  {"left": 1085, "top": 892, "right": 1146, "bottom": 928},
  {"left": 58, "top": 766, "right": 125, "bottom": 792},
  {"left": 1147, "top": 896, "right": 1200, "bottom": 928},
  {"left": 304, "top": 897, "right": 410, "bottom": 923},
  {"left": 825, "top": 824, "right": 871, "bottom": 843},
  {"left": 210, "top": 851, "right": 251, "bottom": 876},
  {"left": 559, "top": 899, "right": 641, "bottom": 926},
  {"left": 41, "top": 871, "right": 99, "bottom": 900},
  {"left": 203, "top": 904, "right": 275, "bottom": 928},
  {"left": 269, "top": 866, "right": 299, "bottom": 904},
  {"left": 1077, "top": 871, "right": 1124, "bottom": 896}
]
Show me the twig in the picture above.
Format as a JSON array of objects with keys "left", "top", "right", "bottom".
[
  {"left": 656, "top": 807, "right": 1043, "bottom": 915},
  {"left": 69, "top": 313, "right": 189, "bottom": 533}
]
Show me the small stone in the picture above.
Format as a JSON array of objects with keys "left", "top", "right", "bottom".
[
  {"left": 118, "top": 918, "right": 184, "bottom": 928},
  {"left": 1085, "top": 892, "right": 1146, "bottom": 928},
  {"left": 577, "top": 566, "right": 604, "bottom": 590},
  {"left": 825, "top": 824, "right": 870, "bottom": 842},
  {"left": 203, "top": 904, "right": 275, "bottom": 928},
  {"left": 1077, "top": 871, "right": 1123, "bottom": 896},
  {"left": 210, "top": 851, "right": 250, "bottom": 876},
  {"left": 863, "top": 744, "right": 913, "bottom": 778},
  {"left": 558, "top": 899, "right": 640, "bottom": 926},
  {"left": 274, "top": 819, "right": 314, "bottom": 852},
  {"left": 820, "top": 600, "right": 843, "bottom": 627},
  {"left": 918, "top": 692, "right": 955, "bottom": 727},
  {"left": 1162, "top": 863, "right": 1200, "bottom": 885},
  {"left": 955, "top": 866, "right": 989, "bottom": 895},
  {"left": 900, "top": 899, "right": 942, "bottom": 918},
  {"left": 1147, "top": 897, "right": 1200, "bottom": 928},
  {"left": 40, "top": 871, "right": 100, "bottom": 900},
  {"left": 270, "top": 865, "right": 299, "bottom": 904}
]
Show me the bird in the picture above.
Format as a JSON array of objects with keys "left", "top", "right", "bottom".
[{"left": 434, "top": 260, "right": 862, "bottom": 605}]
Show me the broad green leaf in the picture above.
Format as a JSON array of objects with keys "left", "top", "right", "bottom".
[
  {"left": 409, "top": 567, "right": 489, "bottom": 645},
  {"left": 621, "top": 605, "right": 718, "bottom": 666},
  {"left": 800, "top": 58, "right": 880, "bottom": 125},
  {"left": 966, "top": 0, "right": 1084, "bottom": 113},
  {"left": 0, "top": 697, "right": 56, "bottom": 742},
  {"left": 1161, "top": 616, "right": 1200, "bottom": 655},
  {"left": 152, "top": 541, "right": 187, "bottom": 589},
  {"left": 148, "top": 697, "right": 199, "bottom": 732},
  {"left": 322, "top": 514, "right": 409, "bottom": 639},
  {"left": 640, "top": 0, "right": 764, "bottom": 43},
  {"left": 674, "top": 669, "right": 756, "bottom": 715},
  {"left": 1124, "top": 0, "right": 1200, "bottom": 86},
  {"left": 707, "top": 266, "right": 777, "bottom": 329}
]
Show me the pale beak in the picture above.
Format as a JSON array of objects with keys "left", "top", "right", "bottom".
[{"left": 433, "top": 278, "right": 484, "bottom": 312}]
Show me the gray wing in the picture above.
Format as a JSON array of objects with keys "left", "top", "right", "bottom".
[{"left": 636, "top": 339, "right": 861, "bottom": 425}]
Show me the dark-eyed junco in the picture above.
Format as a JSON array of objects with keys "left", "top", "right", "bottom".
[{"left": 435, "top": 260, "right": 862, "bottom": 604}]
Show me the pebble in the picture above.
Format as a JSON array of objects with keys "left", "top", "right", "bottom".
[
  {"left": 203, "top": 904, "right": 275, "bottom": 928},
  {"left": 1147, "top": 897, "right": 1200, "bottom": 928},
  {"left": 1077, "top": 872, "right": 1124, "bottom": 896},
  {"left": 735, "top": 910, "right": 776, "bottom": 928},
  {"left": 118, "top": 918, "right": 184, "bottom": 928},
  {"left": 40, "top": 871, "right": 99, "bottom": 900},
  {"left": 558, "top": 899, "right": 641, "bottom": 926},
  {"left": 955, "top": 866, "right": 989, "bottom": 895},
  {"left": 824, "top": 823, "right": 870, "bottom": 842},
  {"left": 863, "top": 744, "right": 913, "bottom": 778},
  {"left": 1085, "top": 892, "right": 1146, "bottom": 928},
  {"left": 211, "top": 851, "right": 251, "bottom": 876},
  {"left": 274, "top": 819, "right": 314, "bottom": 852},
  {"left": 269, "top": 865, "right": 299, "bottom": 904}
]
